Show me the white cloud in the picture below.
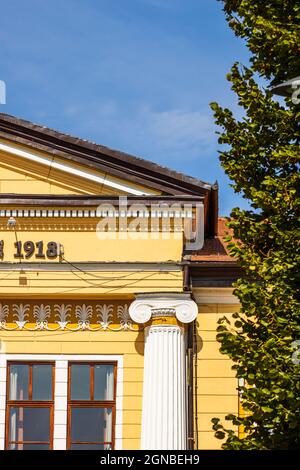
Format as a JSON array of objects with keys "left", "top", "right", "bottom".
[
  {"left": 143, "top": 107, "right": 214, "bottom": 148},
  {"left": 64, "top": 103, "right": 217, "bottom": 165},
  {"left": 127, "top": 106, "right": 217, "bottom": 163}
]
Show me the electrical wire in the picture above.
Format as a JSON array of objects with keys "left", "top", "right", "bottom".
[
  {"left": 61, "top": 256, "right": 181, "bottom": 280},
  {"left": 61, "top": 256, "right": 161, "bottom": 281},
  {"left": 0, "top": 244, "right": 183, "bottom": 294}
]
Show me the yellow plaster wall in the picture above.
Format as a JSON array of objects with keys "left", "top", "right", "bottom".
[
  {"left": 0, "top": 230, "right": 183, "bottom": 263},
  {"left": 0, "top": 327, "right": 145, "bottom": 450},
  {"left": 0, "top": 217, "right": 183, "bottom": 264},
  {"left": 0, "top": 269, "right": 183, "bottom": 296},
  {"left": 0, "top": 141, "right": 160, "bottom": 196},
  {"left": 0, "top": 296, "right": 240, "bottom": 450},
  {"left": 0, "top": 163, "right": 84, "bottom": 195},
  {"left": 0, "top": 140, "right": 241, "bottom": 450},
  {"left": 0, "top": 295, "right": 240, "bottom": 451},
  {"left": 194, "top": 301, "right": 239, "bottom": 450}
]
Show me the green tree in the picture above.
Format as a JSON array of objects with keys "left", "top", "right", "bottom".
[{"left": 210, "top": 0, "right": 300, "bottom": 449}]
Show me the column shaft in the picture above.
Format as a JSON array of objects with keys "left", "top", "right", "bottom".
[{"left": 141, "top": 325, "right": 187, "bottom": 450}]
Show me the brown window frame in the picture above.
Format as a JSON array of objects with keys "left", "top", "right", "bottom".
[
  {"left": 67, "top": 361, "right": 117, "bottom": 450},
  {"left": 5, "top": 361, "right": 55, "bottom": 450}
]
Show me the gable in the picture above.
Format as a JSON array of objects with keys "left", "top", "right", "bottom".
[
  {"left": 0, "top": 112, "right": 212, "bottom": 197},
  {"left": 0, "top": 113, "right": 218, "bottom": 237},
  {"left": 0, "top": 138, "right": 160, "bottom": 196}
]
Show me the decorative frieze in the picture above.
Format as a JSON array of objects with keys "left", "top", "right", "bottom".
[
  {"left": 0, "top": 209, "right": 193, "bottom": 219},
  {"left": 0, "top": 301, "right": 138, "bottom": 331}
]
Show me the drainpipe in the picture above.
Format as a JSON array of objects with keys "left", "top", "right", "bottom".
[
  {"left": 183, "top": 263, "right": 195, "bottom": 450},
  {"left": 183, "top": 192, "right": 206, "bottom": 448}
]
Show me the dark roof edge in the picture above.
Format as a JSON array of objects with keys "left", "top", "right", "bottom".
[{"left": 0, "top": 193, "right": 204, "bottom": 206}]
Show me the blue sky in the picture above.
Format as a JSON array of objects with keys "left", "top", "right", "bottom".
[{"left": 0, "top": 0, "right": 251, "bottom": 214}]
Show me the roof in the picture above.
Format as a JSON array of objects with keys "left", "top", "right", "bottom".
[
  {"left": 0, "top": 112, "right": 219, "bottom": 237},
  {"left": 190, "top": 217, "right": 237, "bottom": 263},
  {"left": 0, "top": 112, "right": 213, "bottom": 197},
  {"left": 187, "top": 217, "right": 241, "bottom": 286}
]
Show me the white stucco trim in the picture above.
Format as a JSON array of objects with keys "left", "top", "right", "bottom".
[
  {"left": 0, "top": 354, "right": 123, "bottom": 450},
  {"left": 0, "top": 142, "right": 150, "bottom": 196}
]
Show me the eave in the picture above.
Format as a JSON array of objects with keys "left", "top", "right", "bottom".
[
  {"left": 187, "top": 261, "right": 243, "bottom": 288},
  {"left": 0, "top": 193, "right": 205, "bottom": 207}
]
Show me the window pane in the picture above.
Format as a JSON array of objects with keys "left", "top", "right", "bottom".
[
  {"left": 9, "top": 365, "right": 29, "bottom": 400},
  {"left": 94, "top": 365, "right": 114, "bottom": 400},
  {"left": 32, "top": 365, "right": 52, "bottom": 400},
  {"left": 70, "top": 407, "right": 112, "bottom": 443},
  {"left": 9, "top": 443, "right": 50, "bottom": 450},
  {"left": 70, "top": 365, "right": 90, "bottom": 400},
  {"left": 9, "top": 407, "right": 50, "bottom": 443},
  {"left": 22, "top": 444, "right": 50, "bottom": 450},
  {"left": 70, "top": 443, "right": 111, "bottom": 450}
]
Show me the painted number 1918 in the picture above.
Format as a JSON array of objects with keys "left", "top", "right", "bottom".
[{"left": 14, "top": 241, "right": 59, "bottom": 259}]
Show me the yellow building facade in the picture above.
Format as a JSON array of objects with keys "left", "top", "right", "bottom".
[{"left": 0, "top": 113, "right": 240, "bottom": 450}]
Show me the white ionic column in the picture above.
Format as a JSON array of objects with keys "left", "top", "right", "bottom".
[{"left": 129, "top": 294, "right": 198, "bottom": 450}]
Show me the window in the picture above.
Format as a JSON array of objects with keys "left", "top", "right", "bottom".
[
  {"left": 67, "top": 362, "right": 116, "bottom": 450},
  {"left": 6, "top": 362, "right": 54, "bottom": 450}
]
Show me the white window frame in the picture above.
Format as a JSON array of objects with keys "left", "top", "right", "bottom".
[{"left": 0, "top": 354, "right": 123, "bottom": 450}]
